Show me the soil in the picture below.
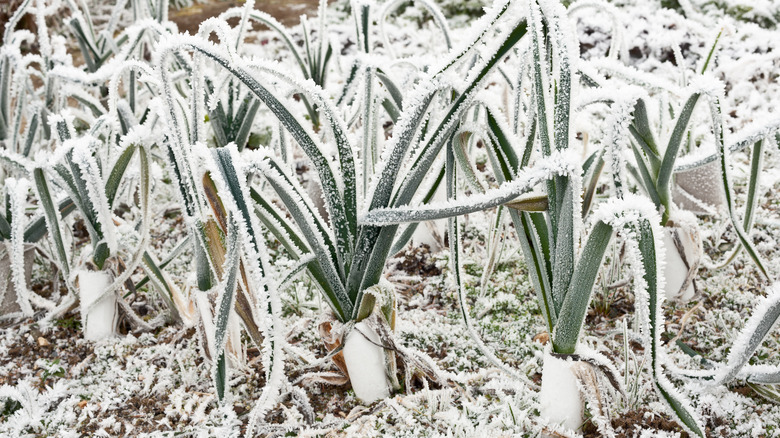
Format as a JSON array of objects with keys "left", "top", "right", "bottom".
[{"left": 169, "top": 0, "right": 331, "bottom": 35}]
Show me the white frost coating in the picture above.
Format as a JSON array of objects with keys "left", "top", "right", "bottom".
[
  {"left": 195, "top": 292, "right": 217, "bottom": 358},
  {"left": 379, "top": 0, "right": 452, "bottom": 59},
  {"left": 598, "top": 197, "right": 705, "bottom": 435},
  {"left": 360, "top": 149, "right": 580, "bottom": 225},
  {"left": 199, "top": 145, "right": 286, "bottom": 437},
  {"left": 6, "top": 178, "right": 33, "bottom": 317},
  {"left": 539, "top": 347, "right": 584, "bottom": 432},
  {"left": 567, "top": 0, "right": 627, "bottom": 61},
  {"left": 78, "top": 270, "right": 118, "bottom": 341},
  {"left": 676, "top": 116, "right": 780, "bottom": 172},
  {"left": 342, "top": 321, "right": 391, "bottom": 404},
  {"left": 243, "top": 150, "right": 348, "bottom": 311},
  {"left": 589, "top": 193, "right": 665, "bottom": 338},
  {"left": 600, "top": 86, "right": 646, "bottom": 197},
  {"left": 71, "top": 138, "right": 117, "bottom": 255},
  {"left": 427, "top": 0, "right": 513, "bottom": 77},
  {"left": 711, "top": 282, "right": 780, "bottom": 386},
  {"left": 590, "top": 57, "right": 685, "bottom": 97},
  {"left": 587, "top": 193, "right": 663, "bottom": 230}
]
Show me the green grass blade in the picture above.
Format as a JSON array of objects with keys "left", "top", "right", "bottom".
[
  {"left": 24, "top": 198, "right": 75, "bottom": 243},
  {"left": 234, "top": 99, "right": 261, "bottom": 151},
  {"left": 250, "top": 156, "right": 351, "bottom": 320},
  {"left": 135, "top": 236, "right": 191, "bottom": 291}
]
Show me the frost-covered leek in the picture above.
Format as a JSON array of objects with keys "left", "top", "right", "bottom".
[
  {"left": 149, "top": 0, "right": 530, "bottom": 414},
  {"left": 361, "top": 0, "right": 706, "bottom": 434}
]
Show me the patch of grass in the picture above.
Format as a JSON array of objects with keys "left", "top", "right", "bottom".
[
  {"left": 0, "top": 398, "right": 22, "bottom": 420},
  {"left": 54, "top": 316, "right": 81, "bottom": 331}
]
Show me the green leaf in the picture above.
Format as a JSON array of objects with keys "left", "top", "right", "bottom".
[
  {"left": 657, "top": 92, "right": 700, "bottom": 224},
  {"left": 712, "top": 98, "right": 770, "bottom": 279},
  {"left": 630, "top": 142, "right": 662, "bottom": 208},
  {"left": 629, "top": 98, "right": 661, "bottom": 173},
  {"left": 213, "top": 215, "right": 240, "bottom": 402},
  {"left": 105, "top": 144, "right": 137, "bottom": 208},
  {"left": 552, "top": 220, "right": 613, "bottom": 354},
  {"left": 356, "top": 19, "right": 529, "bottom": 298},
  {"left": 581, "top": 149, "right": 605, "bottom": 218},
  {"left": 512, "top": 210, "right": 555, "bottom": 331},
  {"left": 32, "top": 168, "right": 70, "bottom": 277},
  {"left": 635, "top": 219, "right": 705, "bottom": 437}
]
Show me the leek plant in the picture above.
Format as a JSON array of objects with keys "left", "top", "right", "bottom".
[
  {"left": 363, "top": 0, "right": 706, "bottom": 434},
  {"left": 0, "top": 0, "right": 192, "bottom": 334},
  {"left": 214, "top": 0, "right": 334, "bottom": 129},
  {"left": 150, "top": 0, "right": 530, "bottom": 425}
]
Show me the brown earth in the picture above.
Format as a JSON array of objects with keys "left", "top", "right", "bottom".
[{"left": 169, "top": 0, "right": 330, "bottom": 35}]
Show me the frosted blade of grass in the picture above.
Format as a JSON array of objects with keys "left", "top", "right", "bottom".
[
  {"left": 429, "top": 0, "right": 511, "bottom": 76},
  {"left": 72, "top": 140, "right": 117, "bottom": 265},
  {"left": 344, "top": 88, "right": 437, "bottom": 302},
  {"left": 277, "top": 254, "right": 316, "bottom": 292},
  {"left": 134, "top": 235, "right": 191, "bottom": 291},
  {"left": 451, "top": 130, "right": 486, "bottom": 193},
  {"left": 361, "top": 66, "right": 378, "bottom": 194},
  {"left": 700, "top": 27, "right": 723, "bottom": 74},
  {"left": 551, "top": 180, "right": 574, "bottom": 316},
  {"left": 581, "top": 149, "right": 605, "bottom": 217},
  {"left": 24, "top": 198, "right": 75, "bottom": 244},
  {"left": 480, "top": 205, "right": 505, "bottom": 297},
  {"left": 379, "top": 0, "right": 452, "bottom": 58},
  {"left": 376, "top": 70, "right": 403, "bottom": 112},
  {"left": 630, "top": 142, "right": 662, "bottom": 207},
  {"left": 249, "top": 185, "right": 343, "bottom": 306},
  {"left": 137, "top": 250, "right": 183, "bottom": 323},
  {"left": 234, "top": 99, "right": 261, "bottom": 151},
  {"left": 552, "top": 220, "right": 612, "bottom": 354},
  {"left": 249, "top": 187, "right": 307, "bottom": 258},
  {"left": 389, "top": 20, "right": 529, "bottom": 212},
  {"left": 707, "top": 283, "right": 780, "bottom": 385},
  {"left": 511, "top": 209, "right": 555, "bottom": 331},
  {"left": 159, "top": 39, "right": 355, "bottom": 258},
  {"left": 361, "top": 151, "right": 574, "bottom": 225}
]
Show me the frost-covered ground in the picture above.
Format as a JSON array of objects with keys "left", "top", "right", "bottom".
[{"left": 2, "top": 0, "right": 780, "bottom": 436}]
